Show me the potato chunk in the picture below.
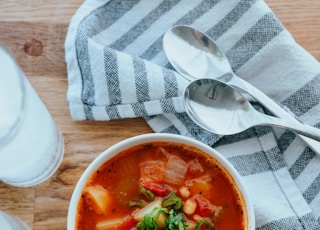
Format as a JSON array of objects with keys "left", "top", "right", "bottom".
[
  {"left": 84, "top": 185, "right": 110, "bottom": 214},
  {"left": 96, "top": 218, "right": 123, "bottom": 230}
]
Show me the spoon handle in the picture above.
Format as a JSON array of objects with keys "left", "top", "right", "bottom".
[
  {"left": 260, "top": 113, "right": 320, "bottom": 141},
  {"left": 228, "top": 75, "right": 320, "bottom": 154}
]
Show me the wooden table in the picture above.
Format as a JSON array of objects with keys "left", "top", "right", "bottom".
[{"left": 0, "top": 0, "right": 319, "bottom": 229}]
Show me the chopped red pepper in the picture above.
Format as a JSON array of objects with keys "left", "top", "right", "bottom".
[
  {"left": 143, "top": 183, "right": 169, "bottom": 196},
  {"left": 117, "top": 215, "right": 137, "bottom": 230},
  {"left": 194, "top": 196, "right": 214, "bottom": 217}
]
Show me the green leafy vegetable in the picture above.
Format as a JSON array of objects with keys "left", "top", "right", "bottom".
[
  {"left": 195, "top": 219, "right": 215, "bottom": 230},
  {"left": 137, "top": 192, "right": 188, "bottom": 230},
  {"left": 165, "top": 209, "right": 187, "bottom": 230},
  {"left": 136, "top": 207, "right": 168, "bottom": 230},
  {"left": 128, "top": 197, "right": 146, "bottom": 208},
  {"left": 162, "top": 192, "right": 183, "bottom": 210},
  {"left": 140, "top": 187, "right": 155, "bottom": 202},
  {"left": 137, "top": 213, "right": 157, "bottom": 230}
]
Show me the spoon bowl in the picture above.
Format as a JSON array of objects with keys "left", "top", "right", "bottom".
[
  {"left": 184, "top": 78, "right": 320, "bottom": 141},
  {"left": 163, "top": 25, "right": 231, "bottom": 81},
  {"left": 164, "top": 25, "right": 320, "bottom": 154}
]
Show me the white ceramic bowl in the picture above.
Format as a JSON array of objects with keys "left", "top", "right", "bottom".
[{"left": 68, "top": 133, "right": 255, "bottom": 229}]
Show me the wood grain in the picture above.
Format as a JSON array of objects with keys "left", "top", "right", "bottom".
[{"left": 0, "top": 0, "right": 319, "bottom": 229}]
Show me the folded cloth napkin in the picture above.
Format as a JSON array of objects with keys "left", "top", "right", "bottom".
[{"left": 65, "top": 0, "right": 320, "bottom": 229}]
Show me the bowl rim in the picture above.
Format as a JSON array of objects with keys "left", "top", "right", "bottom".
[{"left": 67, "top": 133, "right": 255, "bottom": 229}]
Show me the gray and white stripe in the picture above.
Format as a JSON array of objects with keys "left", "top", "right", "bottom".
[{"left": 65, "top": 0, "right": 320, "bottom": 228}]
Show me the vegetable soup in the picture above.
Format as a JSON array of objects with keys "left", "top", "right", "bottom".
[{"left": 75, "top": 142, "right": 246, "bottom": 230}]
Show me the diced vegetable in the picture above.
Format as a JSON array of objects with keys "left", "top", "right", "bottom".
[
  {"left": 140, "top": 187, "right": 155, "bottom": 202},
  {"left": 184, "top": 217, "right": 197, "bottom": 230},
  {"left": 165, "top": 209, "right": 188, "bottom": 230},
  {"left": 136, "top": 212, "right": 157, "bottom": 229},
  {"left": 133, "top": 197, "right": 167, "bottom": 228},
  {"left": 186, "top": 175, "right": 213, "bottom": 197},
  {"left": 156, "top": 208, "right": 168, "bottom": 229},
  {"left": 183, "top": 198, "right": 197, "bottom": 215},
  {"left": 187, "top": 159, "right": 204, "bottom": 174},
  {"left": 140, "top": 160, "right": 165, "bottom": 185},
  {"left": 179, "top": 186, "right": 191, "bottom": 199},
  {"left": 134, "top": 192, "right": 192, "bottom": 230},
  {"left": 162, "top": 192, "right": 183, "bottom": 210},
  {"left": 195, "top": 219, "right": 215, "bottom": 230},
  {"left": 117, "top": 215, "right": 137, "bottom": 229},
  {"left": 193, "top": 214, "right": 202, "bottom": 222},
  {"left": 143, "top": 183, "right": 169, "bottom": 196},
  {"left": 84, "top": 185, "right": 110, "bottom": 214},
  {"left": 194, "top": 195, "right": 215, "bottom": 217},
  {"left": 95, "top": 217, "right": 123, "bottom": 230},
  {"left": 164, "top": 155, "right": 188, "bottom": 185},
  {"left": 185, "top": 174, "right": 212, "bottom": 186},
  {"left": 128, "top": 197, "right": 146, "bottom": 208},
  {"left": 136, "top": 207, "right": 168, "bottom": 229}
]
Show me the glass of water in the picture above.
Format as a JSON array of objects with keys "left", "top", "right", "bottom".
[
  {"left": 0, "top": 46, "right": 64, "bottom": 187},
  {"left": 0, "top": 211, "right": 31, "bottom": 230}
]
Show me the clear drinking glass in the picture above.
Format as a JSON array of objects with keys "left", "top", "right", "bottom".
[
  {"left": 0, "top": 46, "right": 64, "bottom": 187},
  {"left": 0, "top": 211, "right": 31, "bottom": 230}
]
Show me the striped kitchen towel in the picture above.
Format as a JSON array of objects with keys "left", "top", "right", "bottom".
[{"left": 65, "top": 0, "right": 320, "bottom": 229}]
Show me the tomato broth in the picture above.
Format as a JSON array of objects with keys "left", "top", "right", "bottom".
[{"left": 76, "top": 142, "right": 246, "bottom": 230}]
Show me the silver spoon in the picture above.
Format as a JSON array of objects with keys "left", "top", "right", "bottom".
[
  {"left": 163, "top": 25, "right": 320, "bottom": 154},
  {"left": 184, "top": 78, "right": 320, "bottom": 140}
]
